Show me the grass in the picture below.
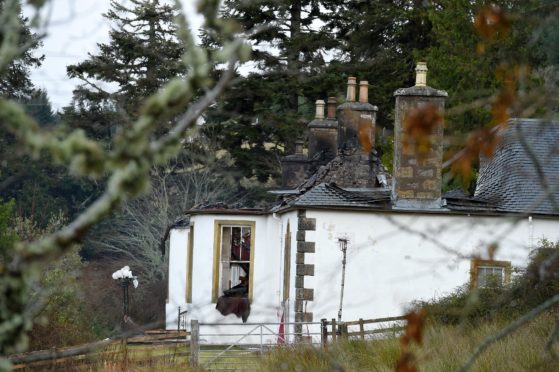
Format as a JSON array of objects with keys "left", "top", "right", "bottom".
[
  {"left": 15, "top": 312, "right": 559, "bottom": 371},
  {"left": 258, "top": 311, "right": 559, "bottom": 372}
]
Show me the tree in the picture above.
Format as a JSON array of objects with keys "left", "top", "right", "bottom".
[
  {"left": 325, "top": 0, "right": 436, "bottom": 129},
  {"left": 203, "top": 0, "right": 341, "bottom": 182},
  {"left": 425, "top": 0, "right": 546, "bottom": 135},
  {"left": 0, "top": 0, "right": 43, "bottom": 101},
  {"left": 64, "top": 0, "right": 186, "bottom": 138},
  {"left": 0, "top": 0, "right": 250, "bottom": 364}
]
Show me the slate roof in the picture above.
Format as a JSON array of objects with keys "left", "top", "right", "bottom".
[
  {"left": 275, "top": 118, "right": 559, "bottom": 216},
  {"left": 472, "top": 119, "right": 559, "bottom": 215},
  {"left": 272, "top": 183, "right": 390, "bottom": 211}
]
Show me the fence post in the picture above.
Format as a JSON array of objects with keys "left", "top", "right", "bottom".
[
  {"left": 177, "top": 306, "right": 181, "bottom": 333},
  {"left": 359, "top": 318, "right": 365, "bottom": 340},
  {"left": 321, "top": 319, "right": 328, "bottom": 348},
  {"left": 331, "top": 318, "right": 337, "bottom": 342},
  {"left": 190, "top": 319, "right": 199, "bottom": 368},
  {"left": 340, "top": 322, "right": 348, "bottom": 340}
]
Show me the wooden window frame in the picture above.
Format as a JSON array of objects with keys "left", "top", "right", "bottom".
[
  {"left": 470, "top": 259, "right": 511, "bottom": 289},
  {"left": 212, "top": 220, "right": 256, "bottom": 303}
]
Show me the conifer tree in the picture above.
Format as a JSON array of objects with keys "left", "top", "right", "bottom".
[
  {"left": 203, "top": 0, "right": 341, "bottom": 182},
  {"left": 0, "top": 0, "right": 43, "bottom": 101},
  {"left": 65, "top": 0, "right": 186, "bottom": 136}
]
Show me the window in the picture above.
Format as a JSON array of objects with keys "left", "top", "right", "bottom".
[
  {"left": 470, "top": 259, "right": 511, "bottom": 288},
  {"left": 212, "top": 221, "right": 255, "bottom": 302}
]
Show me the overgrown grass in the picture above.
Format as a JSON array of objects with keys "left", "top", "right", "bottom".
[{"left": 257, "top": 311, "right": 559, "bottom": 371}]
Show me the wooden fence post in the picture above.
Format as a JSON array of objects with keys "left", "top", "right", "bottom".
[
  {"left": 331, "top": 318, "right": 337, "bottom": 342},
  {"left": 190, "top": 319, "right": 199, "bottom": 368},
  {"left": 359, "top": 318, "right": 365, "bottom": 340},
  {"left": 321, "top": 318, "right": 328, "bottom": 348},
  {"left": 177, "top": 306, "right": 181, "bottom": 333},
  {"left": 340, "top": 322, "right": 348, "bottom": 340}
]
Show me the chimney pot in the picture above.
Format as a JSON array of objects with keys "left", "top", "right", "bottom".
[
  {"left": 359, "top": 81, "right": 369, "bottom": 103},
  {"left": 346, "top": 76, "right": 357, "bottom": 102},
  {"left": 327, "top": 97, "right": 337, "bottom": 119},
  {"left": 315, "top": 100, "right": 325, "bottom": 119},
  {"left": 295, "top": 139, "right": 304, "bottom": 155},
  {"left": 415, "top": 62, "right": 428, "bottom": 87}
]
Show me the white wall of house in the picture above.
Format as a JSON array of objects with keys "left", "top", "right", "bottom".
[
  {"left": 166, "top": 208, "right": 559, "bottom": 343},
  {"left": 165, "top": 213, "right": 284, "bottom": 344},
  {"left": 165, "top": 227, "right": 189, "bottom": 329},
  {"left": 301, "top": 209, "right": 559, "bottom": 324}
]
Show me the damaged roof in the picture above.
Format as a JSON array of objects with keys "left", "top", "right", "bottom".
[
  {"left": 276, "top": 119, "right": 559, "bottom": 216},
  {"left": 273, "top": 183, "right": 390, "bottom": 211}
]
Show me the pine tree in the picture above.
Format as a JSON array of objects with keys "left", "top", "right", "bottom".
[
  {"left": 425, "top": 0, "right": 546, "bottom": 134},
  {"left": 65, "top": 0, "right": 186, "bottom": 133},
  {"left": 324, "top": 0, "right": 436, "bottom": 129},
  {"left": 0, "top": 0, "right": 43, "bottom": 100},
  {"left": 203, "top": 0, "right": 341, "bottom": 182}
]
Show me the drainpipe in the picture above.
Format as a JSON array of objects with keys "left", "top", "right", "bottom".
[
  {"left": 338, "top": 238, "right": 348, "bottom": 323},
  {"left": 272, "top": 213, "right": 286, "bottom": 321}
]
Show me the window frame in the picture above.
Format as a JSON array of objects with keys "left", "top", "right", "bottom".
[
  {"left": 212, "top": 220, "right": 256, "bottom": 303},
  {"left": 470, "top": 259, "right": 511, "bottom": 289}
]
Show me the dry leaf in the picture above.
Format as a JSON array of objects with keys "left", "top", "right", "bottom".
[{"left": 403, "top": 104, "right": 443, "bottom": 161}]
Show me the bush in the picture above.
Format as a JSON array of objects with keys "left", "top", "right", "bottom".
[{"left": 419, "top": 239, "right": 559, "bottom": 325}]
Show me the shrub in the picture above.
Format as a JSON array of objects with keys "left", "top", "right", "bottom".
[{"left": 418, "top": 239, "right": 559, "bottom": 325}]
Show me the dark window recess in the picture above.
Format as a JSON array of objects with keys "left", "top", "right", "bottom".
[{"left": 216, "top": 225, "right": 251, "bottom": 322}]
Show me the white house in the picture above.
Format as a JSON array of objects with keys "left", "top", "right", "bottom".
[{"left": 165, "top": 63, "right": 559, "bottom": 342}]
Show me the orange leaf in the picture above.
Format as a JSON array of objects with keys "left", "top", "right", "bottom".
[
  {"left": 475, "top": 5, "right": 510, "bottom": 41},
  {"left": 403, "top": 104, "right": 443, "bottom": 161}
]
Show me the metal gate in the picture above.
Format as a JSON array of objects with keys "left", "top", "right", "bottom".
[{"left": 188, "top": 320, "right": 323, "bottom": 371}]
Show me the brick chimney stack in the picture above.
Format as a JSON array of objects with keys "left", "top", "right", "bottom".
[
  {"left": 308, "top": 98, "right": 338, "bottom": 168},
  {"left": 392, "top": 62, "right": 448, "bottom": 209},
  {"left": 337, "top": 77, "right": 377, "bottom": 155},
  {"left": 281, "top": 137, "right": 308, "bottom": 189}
]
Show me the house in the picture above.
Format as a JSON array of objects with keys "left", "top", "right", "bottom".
[{"left": 165, "top": 63, "right": 559, "bottom": 342}]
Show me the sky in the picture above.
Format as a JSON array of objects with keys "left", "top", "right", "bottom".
[{"left": 24, "top": 0, "right": 204, "bottom": 110}]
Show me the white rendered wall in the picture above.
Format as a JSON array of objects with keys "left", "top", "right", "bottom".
[
  {"left": 167, "top": 208, "right": 559, "bottom": 341},
  {"left": 303, "top": 210, "right": 559, "bottom": 324},
  {"left": 165, "top": 228, "right": 189, "bottom": 329},
  {"left": 167, "top": 214, "right": 283, "bottom": 343}
]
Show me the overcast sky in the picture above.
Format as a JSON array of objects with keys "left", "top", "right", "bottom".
[{"left": 24, "top": 0, "right": 204, "bottom": 109}]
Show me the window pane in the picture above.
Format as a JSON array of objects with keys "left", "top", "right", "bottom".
[
  {"left": 477, "top": 266, "right": 504, "bottom": 288},
  {"left": 240, "top": 227, "right": 251, "bottom": 261},
  {"left": 231, "top": 227, "right": 241, "bottom": 261},
  {"left": 477, "top": 268, "right": 488, "bottom": 288}
]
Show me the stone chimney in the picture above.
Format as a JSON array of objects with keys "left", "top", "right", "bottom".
[
  {"left": 281, "top": 139, "right": 308, "bottom": 189},
  {"left": 392, "top": 62, "right": 448, "bottom": 209},
  {"left": 308, "top": 98, "right": 338, "bottom": 167},
  {"left": 337, "top": 77, "right": 378, "bottom": 154}
]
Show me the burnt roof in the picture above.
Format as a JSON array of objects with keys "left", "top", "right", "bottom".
[
  {"left": 273, "top": 183, "right": 390, "bottom": 211},
  {"left": 275, "top": 118, "right": 559, "bottom": 216}
]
